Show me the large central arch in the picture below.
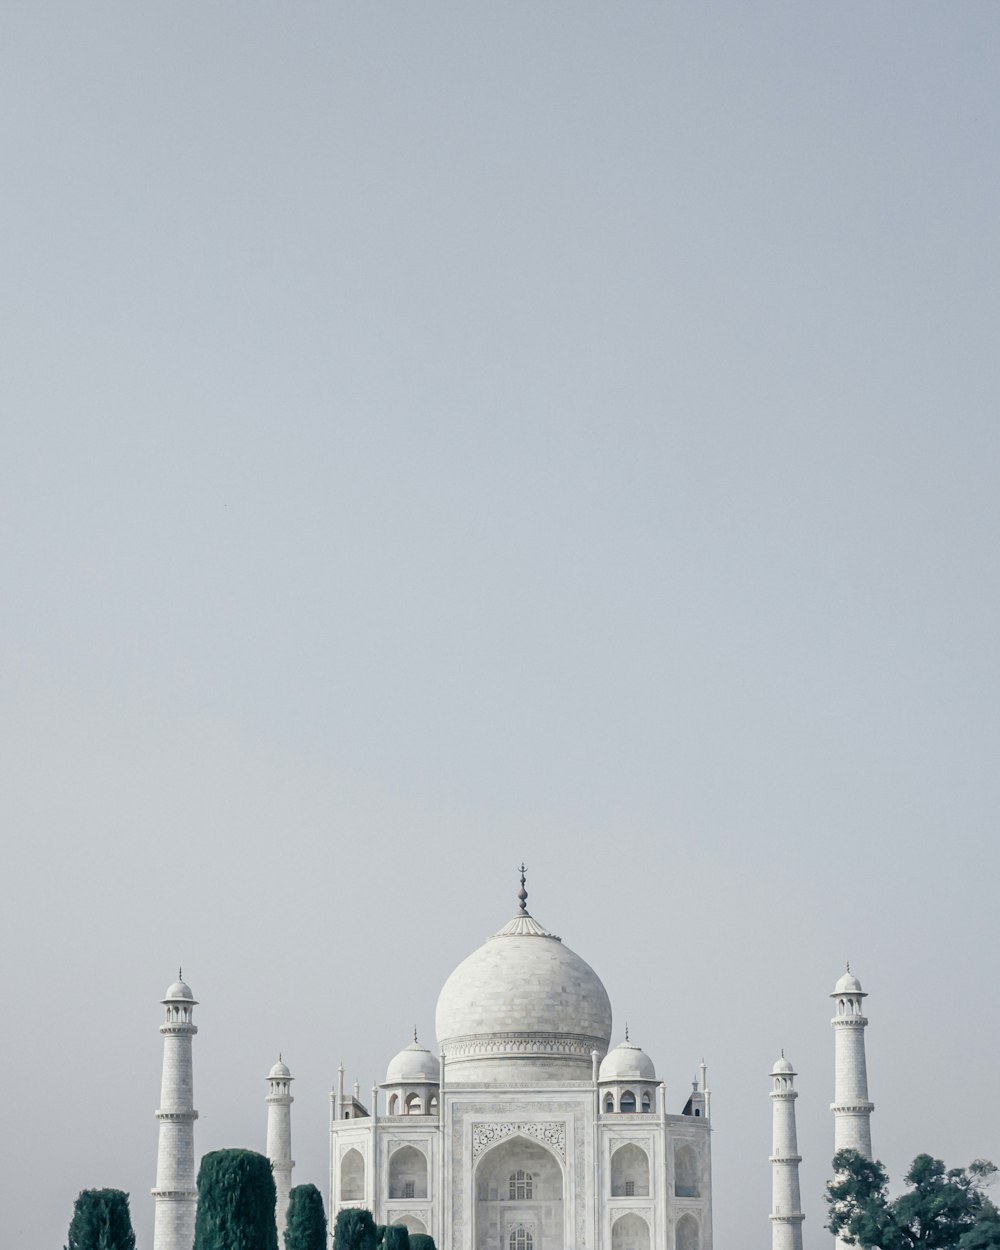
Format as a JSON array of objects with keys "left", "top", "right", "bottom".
[{"left": 473, "top": 1135, "right": 566, "bottom": 1250}]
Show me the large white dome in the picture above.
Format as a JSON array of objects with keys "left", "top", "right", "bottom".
[{"left": 435, "top": 904, "right": 612, "bottom": 1081}]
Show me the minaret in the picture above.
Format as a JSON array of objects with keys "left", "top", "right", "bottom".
[
  {"left": 152, "top": 972, "right": 198, "bottom": 1250},
  {"left": 770, "top": 1053, "right": 805, "bottom": 1250},
  {"left": 266, "top": 1056, "right": 295, "bottom": 1241},
  {"left": 830, "top": 965, "right": 874, "bottom": 1158}
]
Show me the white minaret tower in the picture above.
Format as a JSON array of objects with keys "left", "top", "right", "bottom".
[
  {"left": 266, "top": 1055, "right": 295, "bottom": 1241},
  {"left": 831, "top": 965, "right": 874, "bottom": 1250},
  {"left": 152, "top": 972, "right": 198, "bottom": 1250},
  {"left": 830, "top": 965, "right": 874, "bottom": 1158},
  {"left": 770, "top": 1053, "right": 805, "bottom": 1250}
]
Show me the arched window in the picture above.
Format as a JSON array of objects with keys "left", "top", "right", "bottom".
[
  {"left": 429, "top": 1094, "right": 439, "bottom": 1114},
  {"left": 641, "top": 1091, "right": 651, "bottom": 1112},
  {"left": 341, "top": 1148, "right": 364, "bottom": 1200},
  {"left": 388, "top": 1093, "right": 398, "bottom": 1115},
  {"left": 676, "top": 1215, "right": 699, "bottom": 1250},
  {"left": 509, "top": 1227, "right": 533, "bottom": 1250},
  {"left": 388, "top": 1146, "right": 428, "bottom": 1199},
  {"left": 620, "top": 1090, "right": 637, "bottom": 1113},
  {"left": 611, "top": 1144, "right": 650, "bottom": 1197},
  {"left": 604, "top": 1094, "right": 615, "bottom": 1113},
  {"left": 509, "top": 1170, "right": 533, "bottom": 1200},
  {"left": 675, "top": 1145, "right": 699, "bottom": 1198},
  {"left": 404, "top": 1092, "right": 422, "bottom": 1115}
]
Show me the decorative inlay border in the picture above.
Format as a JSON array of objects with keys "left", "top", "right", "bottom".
[
  {"left": 471, "top": 1121, "right": 567, "bottom": 1160},
  {"left": 444, "top": 1033, "right": 605, "bottom": 1059}
]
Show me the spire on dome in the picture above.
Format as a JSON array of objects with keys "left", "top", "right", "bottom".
[
  {"left": 413, "top": 1025, "right": 418, "bottom": 1044},
  {"left": 625, "top": 1021, "right": 630, "bottom": 1043},
  {"left": 517, "top": 862, "right": 528, "bottom": 913}
]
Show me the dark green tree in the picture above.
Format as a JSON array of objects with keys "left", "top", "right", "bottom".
[
  {"left": 827, "top": 1149, "right": 999, "bottom": 1249},
  {"left": 383, "top": 1226, "right": 410, "bottom": 1250},
  {"left": 284, "top": 1184, "right": 327, "bottom": 1250},
  {"left": 333, "top": 1207, "right": 377, "bottom": 1250},
  {"left": 958, "top": 1210, "right": 1000, "bottom": 1250},
  {"left": 194, "top": 1148, "right": 277, "bottom": 1250},
  {"left": 409, "top": 1236, "right": 437, "bottom": 1250},
  {"left": 66, "top": 1189, "right": 137, "bottom": 1250}
]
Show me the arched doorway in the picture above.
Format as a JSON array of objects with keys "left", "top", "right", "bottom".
[
  {"left": 392, "top": 1217, "right": 427, "bottom": 1235},
  {"left": 676, "top": 1214, "right": 699, "bottom": 1250},
  {"left": 611, "top": 1213, "right": 650, "bottom": 1250},
  {"left": 473, "top": 1136, "right": 565, "bottom": 1250}
]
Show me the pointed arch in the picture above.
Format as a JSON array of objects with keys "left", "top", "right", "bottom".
[
  {"left": 341, "top": 1147, "right": 364, "bottom": 1200},
  {"left": 675, "top": 1145, "right": 699, "bottom": 1197},
  {"left": 612, "top": 1213, "right": 650, "bottom": 1250},
  {"left": 611, "top": 1143, "right": 650, "bottom": 1197},
  {"left": 388, "top": 1144, "right": 428, "bottom": 1199},
  {"left": 676, "top": 1214, "right": 699, "bottom": 1250}
]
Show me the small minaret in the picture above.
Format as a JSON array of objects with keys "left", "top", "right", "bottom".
[
  {"left": 770, "top": 1053, "right": 805, "bottom": 1250},
  {"left": 152, "top": 972, "right": 199, "bottom": 1250},
  {"left": 830, "top": 965, "right": 874, "bottom": 1158},
  {"left": 266, "top": 1056, "right": 295, "bottom": 1241}
]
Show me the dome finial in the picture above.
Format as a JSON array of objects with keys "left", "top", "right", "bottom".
[
  {"left": 625, "top": 1021, "right": 630, "bottom": 1043},
  {"left": 178, "top": 966, "right": 183, "bottom": 981},
  {"left": 413, "top": 1025, "right": 418, "bottom": 1044},
  {"left": 517, "top": 862, "right": 528, "bottom": 913},
  {"left": 846, "top": 959, "right": 851, "bottom": 973}
]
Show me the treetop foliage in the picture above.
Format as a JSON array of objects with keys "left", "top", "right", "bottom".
[
  {"left": 194, "top": 1148, "right": 277, "bottom": 1250},
  {"left": 66, "top": 1189, "right": 137, "bottom": 1250},
  {"left": 334, "top": 1207, "right": 377, "bottom": 1250},
  {"left": 383, "top": 1225, "right": 410, "bottom": 1250},
  {"left": 827, "top": 1148, "right": 1000, "bottom": 1250},
  {"left": 284, "top": 1184, "right": 327, "bottom": 1250}
]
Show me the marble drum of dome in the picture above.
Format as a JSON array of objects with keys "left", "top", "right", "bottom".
[{"left": 435, "top": 906, "right": 613, "bottom": 1081}]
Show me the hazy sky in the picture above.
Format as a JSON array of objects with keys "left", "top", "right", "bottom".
[{"left": 2, "top": 4, "right": 998, "bottom": 1249}]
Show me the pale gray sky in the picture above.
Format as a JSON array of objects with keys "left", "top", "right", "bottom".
[{"left": 2, "top": 4, "right": 998, "bottom": 1248}]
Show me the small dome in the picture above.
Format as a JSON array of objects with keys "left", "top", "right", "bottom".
[
  {"left": 772, "top": 1055, "right": 794, "bottom": 1075},
  {"left": 386, "top": 1040, "right": 439, "bottom": 1085},
  {"left": 834, "top": 969, "right": 864, "bottom": 996},
  {"left": 599, "top": 1039, "right": 656, "bottom": 1082},
  {"left": 269, "top": 1058, "right": 291, "bottom": 1079},
  {"left": 163, "top": 977, "right": 194, "bottom": 1002}
]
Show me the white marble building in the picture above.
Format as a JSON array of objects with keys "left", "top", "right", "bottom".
[{"left": 328, "top": 875, "right": 712, "bottom": 1250}]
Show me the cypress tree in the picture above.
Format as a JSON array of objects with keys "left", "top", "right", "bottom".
[
  {"left": 333, "top": 1207, "right": 377, "bottom": 1250},
  {"left": 383, "top": 1226, "right": 410, "bottom": 1250},
  {"left": 66, "top": 1189, "right": 137, "bottom": 1250},
  {"left": 409, "top": 1236, "right": 436, "bottom": 1250},
  {"left": 284, "top": 1184, "right": 327, "bottom": 1250},
  {"left": 194, "top": 1148, "right": 277, "bottom": 1250}
]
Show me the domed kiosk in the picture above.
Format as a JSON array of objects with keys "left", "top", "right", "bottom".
[{"left": 327, "top": 870, "right": 713, "bottom": 1250}]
